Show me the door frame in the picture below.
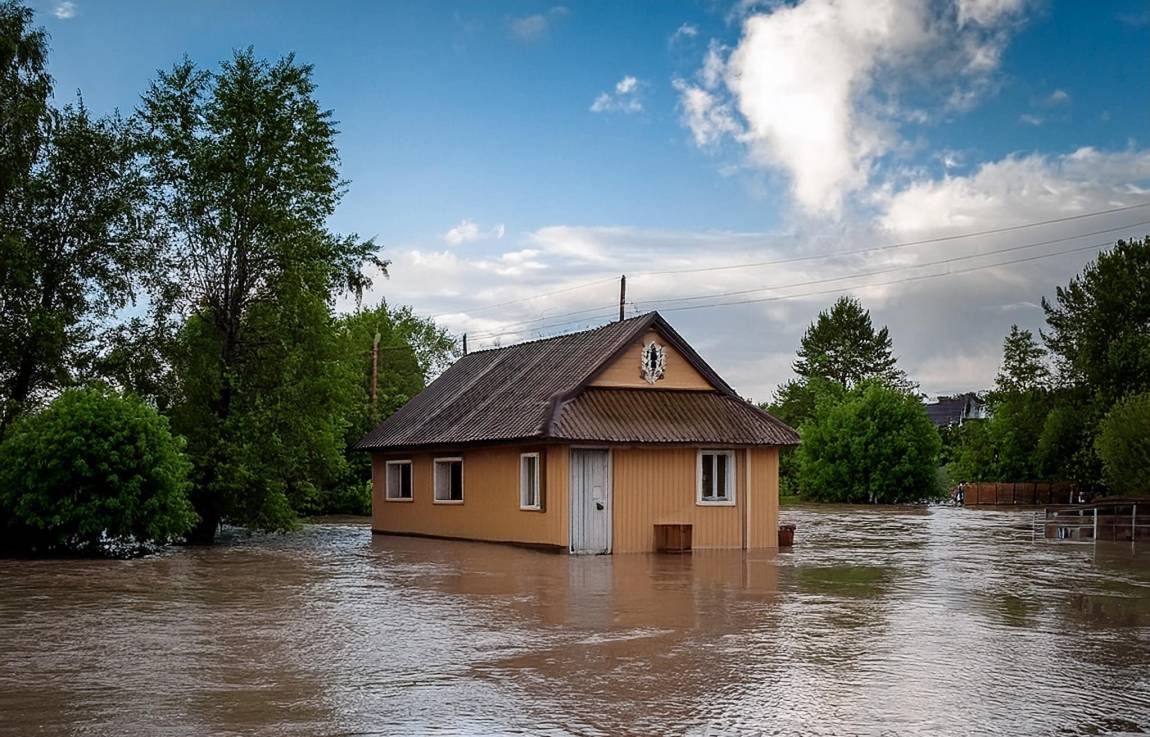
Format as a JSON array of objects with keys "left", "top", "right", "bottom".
[{"left": 569, "top": 445, "right": 613, "bottom": 554}]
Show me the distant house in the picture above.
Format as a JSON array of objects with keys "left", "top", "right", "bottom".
[
  {"left": 356, "top": 312, "right": 799, "bottom": 554},
  {"left": 924, "top": 392, "right": 988, "bottom": 427}
]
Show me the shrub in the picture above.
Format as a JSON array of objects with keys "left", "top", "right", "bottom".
[
  {"left": 0, "top": 387, "right": 197, "bottom": 554},
  {"left": 1095, "top": 392, "right": 1150, "bottom": 497},
  {"left": 797, "top": 382, "right": 942, "bottom": 503}
]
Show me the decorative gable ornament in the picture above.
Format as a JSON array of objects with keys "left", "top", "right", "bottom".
[{"left": 640, "top": 341, "right": 667, "bottom": 384}]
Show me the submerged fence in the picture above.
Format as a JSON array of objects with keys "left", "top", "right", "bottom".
[
  {"left": 1033, "top": 501, "right": 1150, "bottom": 543},
  {"left": 960, "top": 481, "right": 1079, "bottom": 506}
]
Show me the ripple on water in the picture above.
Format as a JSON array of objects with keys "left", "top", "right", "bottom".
[{"left": 0, "top": 507, "right": 1148, "bottom": 737}]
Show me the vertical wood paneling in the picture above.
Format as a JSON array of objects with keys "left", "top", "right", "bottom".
[
  {"left": 748, "top": 447, "right": 779, "bottom": 549},
  {"left": 610, "top": 447, "right": 743, "bottom": 553},
  {"left": 589, "top": 330, "right": 714, "bottom": 390}
]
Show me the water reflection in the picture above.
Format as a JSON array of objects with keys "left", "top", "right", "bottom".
[{"left": 0, "top": 506, "right": 1147, "bottom": 736}]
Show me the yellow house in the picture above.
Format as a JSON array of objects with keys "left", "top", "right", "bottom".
[{"left": 357, "top": 312, "right": 798, "bottom": 554}]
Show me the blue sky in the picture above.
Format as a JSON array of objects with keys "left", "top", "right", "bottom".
[{"left": 34, "top": 0, "right": 1150, "bottom": 399}]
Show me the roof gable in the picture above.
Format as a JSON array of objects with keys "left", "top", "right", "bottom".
[{"left": 356, "top": 312, "right": 794, "bottom": 451}]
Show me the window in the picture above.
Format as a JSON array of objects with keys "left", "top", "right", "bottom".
[
  {"left": 697, "top": 450, "right": 736, "bottom": 505},
  {"left": 433, "top": 457, "right": 464, "bottom": 503},
  {"left": 520, "top": 453, "right": 541, "bottom": 510},
  {"left": 385, "top": 460, "right": 413, "bottom": 501}
]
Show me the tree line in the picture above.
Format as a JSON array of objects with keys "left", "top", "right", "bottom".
[
  {"left": 768, "top": 236, "right": 1150, "bottom": 504},
  {"left": 0, "top": 2, "right": 454, "bottom": 554}
]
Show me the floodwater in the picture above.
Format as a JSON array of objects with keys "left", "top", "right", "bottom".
[{"left": 1, "top": 507, "right": 1148, "bottom": 737}]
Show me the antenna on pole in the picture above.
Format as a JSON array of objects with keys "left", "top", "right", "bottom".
[
  {"left": 619, "top": 274, "right": 627, "bottom": 322},
  {"left": 370, "top": 332, "right": 381, "bottom": 414},
  {"left": 462, "top": 333, "right": 468, "bottom": 355}
]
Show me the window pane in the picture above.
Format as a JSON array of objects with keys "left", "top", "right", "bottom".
[
  {"left": 401, "top": 464, "right": 412, "bottom": 498},
  {"left": 701, "top": 454, "right": 714, "bottom": 499},
  {"left": 523, "top": 456, "right": 538, "bottom": 507},
  {"left": 450, "top": 461, "right": 463, "bottom": 500},
  {"left": 716, "top": 454, "right": 727, "bottom": 500}
]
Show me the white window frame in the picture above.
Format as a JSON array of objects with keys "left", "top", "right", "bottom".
[
  {"left": 433, "top": 457, "right": 464, "bottom": 504},
  {"left": 520, "top": 452, "right": 541, "bottom": 511},
  {"left": 384, "top": 459, "right": 413, "bottom": 502},
  {"left": 697, "top": 449, "right": 736, "bottom": 506}
]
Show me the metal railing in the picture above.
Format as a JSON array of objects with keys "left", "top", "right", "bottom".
[{"left": 1033, "top": 503, "right": 1150, "bottom": 544}]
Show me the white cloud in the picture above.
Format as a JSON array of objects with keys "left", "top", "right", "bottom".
[
  {"left": 52, "top": 1, "right": 75, "bottom": 19},
  {"left": 670, "top": 23, "right": 699, "bottom": 43},
  {"left": 508, "top": 6, "right": 569, "bottom": 42},
  {"left": 590, "top": 75, "right": 643, "bottom": 114},
  {"left": 1019, "top": 113, "right": 1043, "bottom": 126},
  {"left": 443, "top": 218, "right": 506, "bottom": 246},
  {"left": 1046, "top": 88, "right": 1070, "bottom": 105},
  {"left": 881, "top": 147, "right": 1150, "bottom": 233},
  {"left": 675, "top": 0, "right": 1032, "bottom": 214}
]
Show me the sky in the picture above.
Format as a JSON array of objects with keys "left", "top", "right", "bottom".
[{"left": 34, "top": 0, "right": 1150, "bottom": 402}]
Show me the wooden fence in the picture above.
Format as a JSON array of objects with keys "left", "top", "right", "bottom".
[{"left": 960, "top": 481, "right": 1079, "bottom": 506}]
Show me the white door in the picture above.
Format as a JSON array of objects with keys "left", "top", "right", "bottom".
[{"left": 570, "top": 449, "right": 611, "bottom": 554}]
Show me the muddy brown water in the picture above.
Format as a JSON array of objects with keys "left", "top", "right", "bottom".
[{"left": 1, "top": 506, "right": 1148, "bottom": 737}]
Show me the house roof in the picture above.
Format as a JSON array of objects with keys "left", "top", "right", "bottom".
[
  {"left": 924, "top": 393, "right": 984, "bottom": 427},
  {"left": 552, "top": 388, "right": 799, "bottom": 445},
  {"left": 356, "top": 312, "right": 798, "bottom": 452}
]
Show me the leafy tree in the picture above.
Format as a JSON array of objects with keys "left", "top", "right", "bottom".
[
  {"left": 139, "top": 50, "right": 387, "bottom": 540},
  {"left": 0, "top": 386, "right": 196, "bottom": 555},
  {"left": 793, "top": 296, "right": 911, "bottom": 391},
  {"left": 0, "top": 4, "right": 149, "bottom": 432},
  {"left": 797, "top": 381, "right": 941, "bottom": 504},
  {"left": 994, "top": 325, "right": 1049, "bottom": 395},
  {"left": 944, "top": 419, "right": 995, "bottom": 483},
  {"left": 1043, "top": 238, "right": 1150, "bottom": 404},
  {"left": 307, "top": 301, "right": 455, "bottom": 516},
  {"left": 1094, "top": 391, "right": 1150, "bottom": 497}
]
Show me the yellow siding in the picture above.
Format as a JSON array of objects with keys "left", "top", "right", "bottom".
[
  {"left": 589, "top": 330, "right": 714, "bottom": 390},
  {"left": 372, "top": 443, "right": 781, "bottom": 553},
  {"left": 371, "top": 445, "right": 569, "bottom": 548},
  {"left": 747, "top": 446, "right": 780, "bottom": 549}
]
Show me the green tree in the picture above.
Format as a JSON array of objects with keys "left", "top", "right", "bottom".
[
  {"left": 0, "top": 386, "right": 196, "bottom": 555},
  {"left": 1094, "top": 391, "right": 1150, "bottom": 497},
  {"left": 1043, "top": 238, "right": 1150, "bottom": 404},
  {"left": 797, "top": 381, "right": 941, "bottom": 504},
  {"left": 0, "top": 4, "right": 150, "bottom": 432},
  {"left": 308, "top": 301, "right": 456, "bottom": 516},
  {"left": 792, "top": 296, "right": 911, "bottom": 391},
  {"left": 994, "top": 325, "right": 1049, "bottom": 395},
  {"left": 140, "top": 50, "right": 387, "bottom": 540}
]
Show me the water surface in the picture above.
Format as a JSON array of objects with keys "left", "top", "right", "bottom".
[{"left": 1, "top": 506, "right": 1148, "bottom": 736}]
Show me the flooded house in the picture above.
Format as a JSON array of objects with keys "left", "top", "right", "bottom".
[{"left": 357, "top": 312, "right": 799, "bottom": 554}]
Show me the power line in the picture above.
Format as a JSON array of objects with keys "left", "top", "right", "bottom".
[
  {"left": 634, "top": 219, "right": 1150, "bottom": 308},
  {"left": 657, "top": 240, "right": 1107, "bottom": 315},
  {"left": 631, "top": 201, "right": 1150, "bottom": 278},
  {"left": 469, "top": 239, "right": 1110, "bottom": 343},
  {"left": 437, "top": 202, "right": 1150, "bottom": 326},
  {"left": 464, "top": 219, "right": 1146, "bottom": 338}
]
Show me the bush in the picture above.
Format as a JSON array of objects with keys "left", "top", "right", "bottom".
[
  {"left": 0, "top": 387, "right": 197, "bottom": 554},
  {"left": 797, "top": 382, "right": 942, "bottom": 503},
  {"left": 1095, "top": 392, "right": 1150, "bottom": 497}
]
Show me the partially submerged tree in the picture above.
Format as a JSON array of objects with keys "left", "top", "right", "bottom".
[
  {"left": 140, "top": 50, "right": 387, "bottom": 540},
  {"left": 1094, "top": 391, "right": 1150, "bottom": 497},
  {"left": 0, "top": 386, "right": 196, "bottom": 555},
  {"left": 797, "top": 381, "right": 941, "bottom": 504}
]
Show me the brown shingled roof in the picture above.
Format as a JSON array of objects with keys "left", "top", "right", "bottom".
[
  {"left": 356, "top": 312, "right": 798, "bottom": 451},
  {"left": 552, "top": 388, "right": 799, "bottom": 445}
]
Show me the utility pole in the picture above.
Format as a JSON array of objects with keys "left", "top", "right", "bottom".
[
  {"left": 462, "top": 333, "right": 468, "bottom": 356},
  {"left": 370, "top": 332, "right": 380, "bottom": 413},
  {"left": 619, "top": 274, "right": 626, "bottom": 322}
]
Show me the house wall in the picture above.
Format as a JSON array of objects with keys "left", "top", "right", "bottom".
[
  {"left": 371, "top": 443, "right": 781, "bottom": 554},
  {"left": 589, "top": 330, "right": 713, "bottom": 390},
  {"left": 371, "top": 445, "right": 570, "bottom": 548},
  {"left": 610, "top": 446, "right": 780, "bottom": 553}
]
